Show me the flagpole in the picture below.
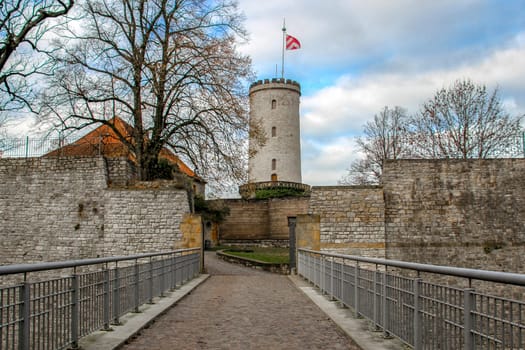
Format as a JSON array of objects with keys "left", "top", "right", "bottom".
[{"left": 281, "top": 18, "right": 286, "bottom": 79}]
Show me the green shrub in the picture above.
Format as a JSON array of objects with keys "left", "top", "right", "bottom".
[
  {"left": 255, "top": 187, "right": 306, "bottom": 199},
  {"left": 194, "top": 195, "right": 230, "bottom": 223}
]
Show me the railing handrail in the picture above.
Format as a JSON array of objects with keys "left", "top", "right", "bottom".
[
  {"left": 0, "top": 248, "right": 200, "bottom": 276},
  {"left": 299, "top": 248, "right": 525, "bottom": 286}
]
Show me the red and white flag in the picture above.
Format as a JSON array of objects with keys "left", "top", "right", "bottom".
[{"left": 286, "top": 34, "right": 301, "bottom": 50}]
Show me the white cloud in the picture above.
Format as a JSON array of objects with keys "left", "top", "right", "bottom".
[
  {"left": 239, "top": 0, "right": 521, "bottom": 77},
  {"left": 297, "top": 31, "right": 525, "bottom": 186},
  {"left": 301, "top": 137, "right": 360, "bottom": 186},
  {"left": 301, "top": 35, "right": 525, "bottom": 141}
]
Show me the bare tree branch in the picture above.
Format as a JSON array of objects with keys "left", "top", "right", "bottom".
[
  {"left": 340, "top": 106, "right": 409, "bottom": 185},
  {"left": 409, "top": 79, "right": 524, "bottom": 159},
  {"left": 342, "top": 80, "right": 524, "bottom": 185},
  {"left": 41, "top": 0, "right": 253, "bottom": 191},
  {"left": 0, "top": 0, "right": 74, "bottom": 113}
]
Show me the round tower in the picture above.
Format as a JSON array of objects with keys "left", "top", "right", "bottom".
[{"left": 248, "top": 78, "right": 302, "bottom": 184}]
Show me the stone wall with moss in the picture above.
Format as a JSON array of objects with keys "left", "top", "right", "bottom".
[{"left": 382, "top": 159, "right": 525, "bottom": 273}]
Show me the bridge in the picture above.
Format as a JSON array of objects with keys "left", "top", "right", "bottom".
[{"left": 1, "top": 248, "right": 524, "bottom": 349}]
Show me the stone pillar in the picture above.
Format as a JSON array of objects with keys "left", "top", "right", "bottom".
[
  {"left": 177, "top": 214, "right": 203, "bottom": 249},
  {"left": 177, "top": 214, "right": 203, "bottom": 272},
  {"left": 296, "top": 214, "right": 320, "bottom": 251}
]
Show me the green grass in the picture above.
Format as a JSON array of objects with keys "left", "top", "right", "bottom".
[{"left": 223, "top": 247, "right": 289, "bottom": 264}]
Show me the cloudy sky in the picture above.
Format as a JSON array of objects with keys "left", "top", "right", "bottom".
[{"left": 237, "top": 0, "right": 525, "bottom": 186}]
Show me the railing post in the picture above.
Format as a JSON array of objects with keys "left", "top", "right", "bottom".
[
  {"left": 103, "top": 267, "right": 111, "bottom": 330},
  {"left": 160, "top": 258, "right": 166, "bottom": 297},
  {"left": 112, "top": 263, "right": 120, "bottom": 325},
  {"left": 297, "top": 250, "right": 301, "bottom": 276},
  {"left": 134, "top": 260, "right": 140, "bottom": 312},
  {"left": 330, "top": 257, "right": 334, "bottom": 300},
  {"left": 464, "top": 288, "right": 475, "bottom": 350},
  {"left": 175, "top": 253, "right": 181, "bottom": 289},
  {"left": 413, "top": 278, "right": 422, "bottom": 350},
  {"left": 195, "top": 251, "right": 200, "bottom": 277},
  {"left": 18, "top": 282, "right": 31, "bottom": 350},
  {"left": 373, "top": 267, "right": 379, "bottom": 330},
  {"left": 71, "top": 274, "right": 79, "bottom": 349},
  {"left": 312, "top": 254, "right": 316, "bottom": 285},
  {"left": 181, "top": 255, "right": 186, "bottom": 283},
  {"left": 171, "top": 253, "right": 177, "bottom": 290},
  {"left": 382, "top": 267, "right": 390, "bottom": 338},
  {"left": 148, "top": 257, "right": 154, "bottom": 304},
  {"left": 308, "top": 252, "right": 312, "bottom": 281},
  {"left": 354, "top": 261, "right": 360, "bottom": 317},
  {"left": 341, "top": 258, "right": 346, "bottom": 307},
  {"left": 321, "top": 255, "right": 325, "bottom": 293}
]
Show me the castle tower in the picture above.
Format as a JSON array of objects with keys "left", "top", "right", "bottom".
[{"left": 248, "top": 78, "right": 302, "bottom": 184}]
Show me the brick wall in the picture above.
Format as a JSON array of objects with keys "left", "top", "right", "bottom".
[
  {"left": 0, "top": 157, "right": 190, "bottom": 265},
  {"left": 382, "top": 159, "right": 525, "bottom": 273},
  {"left": 308, "top": 186, "right": 386, "bottom": 258}
]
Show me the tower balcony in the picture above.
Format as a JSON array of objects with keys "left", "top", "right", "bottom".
[{"left": 239, "top": 181, "right": 311, "bottom": 199}]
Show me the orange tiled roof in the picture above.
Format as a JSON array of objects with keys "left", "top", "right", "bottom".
[{"left": 45, "top": 117, "right": 197, "bottom": 178}]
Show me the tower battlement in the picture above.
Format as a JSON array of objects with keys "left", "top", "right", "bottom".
[{"left": 249, "top": 78, "right": 301, "bottom": 95}]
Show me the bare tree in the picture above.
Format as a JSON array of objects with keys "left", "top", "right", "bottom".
[
  {"left": 340, "top": 106, "right": 409, "bottom": 185},
  {"left": 409, "top": 79, "right": 523, "bottom": 159},
  {"left": 0, "top": 0, "right": 74, "bottom": 112},
  {"left": 42, "top": 0, "right": 253, "bottom": 187}
]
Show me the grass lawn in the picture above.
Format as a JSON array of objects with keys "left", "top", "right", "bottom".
[{"left": 222, "top": 247, "right": 290, "bottom": 264}]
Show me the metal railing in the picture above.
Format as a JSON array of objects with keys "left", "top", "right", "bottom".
[
  {"left": 1, "top": 132, "right": 524, "bottom": 160},
  {"left": 298, "top": 249, "right": 525, "bottom": 350},
  {"left": 0, "top": 137, "right": 68, "bottom": 158},
  {"left": 0, "top": 248, "right": 201, "bottom": 350}
]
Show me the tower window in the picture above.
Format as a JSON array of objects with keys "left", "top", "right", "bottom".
[
  {"left": 271, "top": 99, "right": 277, "bottom": 109},
  {"left": 271, "top": 158, "right": 276, "bottom": 170},
  {"left": 271, "top": 126, "right": 276, "bottom": 137}
]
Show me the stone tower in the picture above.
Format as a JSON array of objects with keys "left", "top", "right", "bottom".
[{"left": 247, "top": 78, "right": 302, "bottom": 184}]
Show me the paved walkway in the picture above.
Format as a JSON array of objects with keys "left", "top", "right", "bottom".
[{"left": 120, "top": 252, "right": 361, "bottom": 350}]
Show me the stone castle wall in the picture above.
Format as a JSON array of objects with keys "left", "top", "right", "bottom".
[
  {"left": 0, "top": 157, "right": 108, "bottom": 264},
  {"left": 382, "top": 159, "right": 525, "bottom": 274},
  {"left": 308, "top": 186, "right": 386, "bottom": 258},
  {"left": 218, "top": 187, "right": 385, "bottom": 258},
  {"left": 218, "top": 199, "right": 270, "bottom": 240},
  {"left": 218, "top": 197, "right": 309, "bottom": 243},
  {"left": 221, "top": 159, "right": 525, "bottom": 274},
  {"left": 103, "top": 188, "right": 189, "bottom": 256},
  {"left": 0, "top": 157, "right": 190, "bottom": 265},
  {"left": 2, "top": 156, "right": 524, "bottom": 277}
]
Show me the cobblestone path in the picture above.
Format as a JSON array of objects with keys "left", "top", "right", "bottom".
[{"left": 120, "top": 252, "right": 361, "bottom": 350}]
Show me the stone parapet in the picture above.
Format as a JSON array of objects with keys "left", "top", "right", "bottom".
[
  {"left": 239, "top": 181, "right": 311, "bottom": 199},
  {"left": 249, "top": 78, "right": 301, "bottom": 95}
]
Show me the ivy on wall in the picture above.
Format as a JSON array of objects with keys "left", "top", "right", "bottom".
[{"left": 255, "top": 187, "right": 307, "bottom": 199}]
